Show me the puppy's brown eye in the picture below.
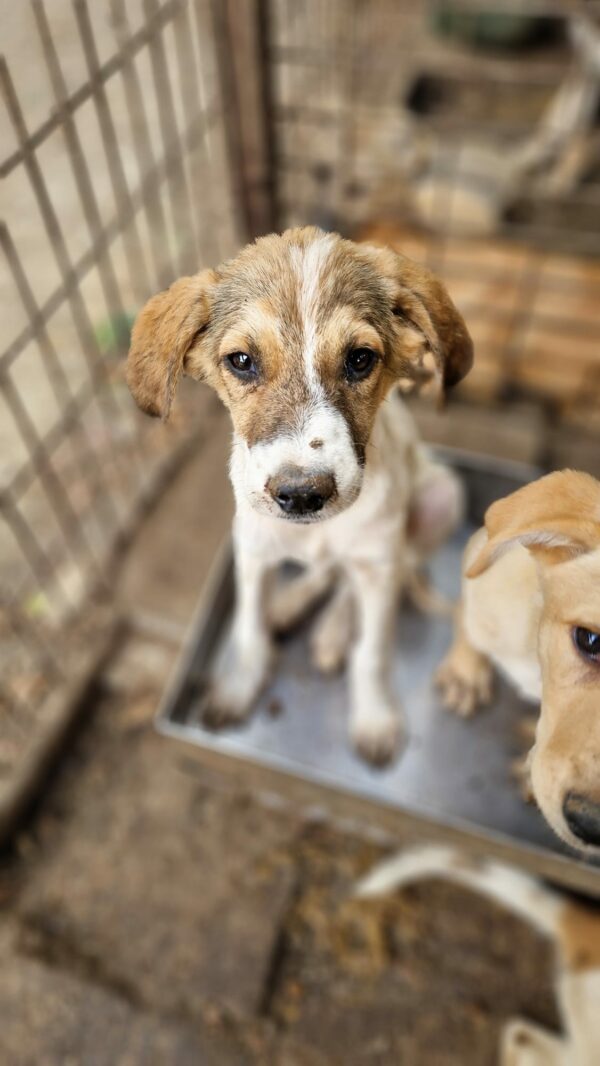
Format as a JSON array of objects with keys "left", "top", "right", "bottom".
[
  {"left": 227, "top": 352, "right": 256, "bottom": 379},
  {"left": 345, "top": 347, "right": 377, "bottom": 382},
  {"left": 573, "top": 626, "right": 600, "bottom": 661}
]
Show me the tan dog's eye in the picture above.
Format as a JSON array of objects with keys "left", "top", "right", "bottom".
[
  {"left": 226, "top": 352, "right": 257, "bottom": 380},
  {"left": 345, "top": 347, "right": 377, "bottom": 383},
  {"left": 573, "top": 626, "right": 600, "bottom": 662}
]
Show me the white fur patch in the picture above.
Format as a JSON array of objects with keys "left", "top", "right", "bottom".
[
  {"left": 290, "top": 234, "right": 335, "bottom": 398},
  {"left": 355, "top": 844, "right": 563, "bottom": 938},
  {"left": 230, "top": 400, "right": 361, "bottom": 521}
]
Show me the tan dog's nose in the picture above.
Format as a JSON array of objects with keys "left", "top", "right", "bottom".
[
  {"left": 267, "top": 469, "right": 336, "bottom": 517},
  {"left": 563, "top": 792, "right": 600, "bottom": 847}
]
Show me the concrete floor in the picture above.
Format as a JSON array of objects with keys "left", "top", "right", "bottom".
[{"left": 0, "top": 411, "right": 561, "bottom": 1065}]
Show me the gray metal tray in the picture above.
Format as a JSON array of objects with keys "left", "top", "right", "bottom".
[{"left": 158, "top": 450, "right": 600, "bottom": 897}]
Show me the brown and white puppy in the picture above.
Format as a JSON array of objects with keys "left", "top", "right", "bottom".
[
  {"left": 127, "top": 227, "right": 472, "bottom": 762},
  {"left": 437, "top": 470, "right": 600, "bottom": 854},
  {"left": 357, "top": 844, "right": 600, "bottom": 1066}
]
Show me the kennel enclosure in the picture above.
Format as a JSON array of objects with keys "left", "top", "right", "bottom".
[{"left": 2, "top": 0, "right": 600, "bottom": 869}]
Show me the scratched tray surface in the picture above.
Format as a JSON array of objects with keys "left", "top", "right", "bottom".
[{"left": 159, "top": 454, "right": 600, "bottom": 880}]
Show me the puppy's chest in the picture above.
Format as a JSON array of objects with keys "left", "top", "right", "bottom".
[
  {"left": 270, "top": 509, "right": 402, "bottom": 567},
  {"left": 239, "top": 473, "right": 406, "bottom": 567}
]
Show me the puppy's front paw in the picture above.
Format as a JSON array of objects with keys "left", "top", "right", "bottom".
[
  {"left": 435, "top": 646, "right": 492, "bottom": 718},
  {"left": 202, "top": 652, "right": 272, "bottom": 730},
  {"left": 351, "top": 704, "right": 404, "bottom": 767},
  {"left": 202, "top": 678, "right": 254, "bottom": 730}
]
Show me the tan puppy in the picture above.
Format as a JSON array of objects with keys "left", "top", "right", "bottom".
[
  {"left": 437, "top": 470, "right": 600, "bottom": 854},
  {"left": 127, "top": 227, "right": 472, "bottom": 762},
  {"left": 358, "top": 844, "right": 600, "bottom": 1066}
]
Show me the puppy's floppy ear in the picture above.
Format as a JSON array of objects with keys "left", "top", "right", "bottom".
[
  {"left": 365, "top": 245, "right": 473, "bottom": 391},
  {"left": 127, "top": 269, "right": 218, "bottom": 420},
  {"left": 467, "top": 470, "right": 600, "bottom": 578}
]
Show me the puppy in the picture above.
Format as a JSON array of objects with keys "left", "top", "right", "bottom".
[
  {"left": 436, "top": 470, "right": 600, "bottom": 854},
  {"left": 127, "top": 227, "right": 472, "bottom": 763},
  {"left": 357, "top": 844, "right": 600, "bottom": 1066}
]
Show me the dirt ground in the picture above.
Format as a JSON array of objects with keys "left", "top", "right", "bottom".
[{"left": 0, "top": 417, "right": 561, "bottom": 1066}]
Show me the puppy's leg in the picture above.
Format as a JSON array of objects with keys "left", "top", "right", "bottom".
[
  {"left": 204, "top": 547, "right": 272, "bottom": 728},
  {"left": 310, "top": 576, "right": 354, "bottom": 675},
  {"left": 435, "top": 603, "right": 493, "bottom": 717},
  {"left": 501, "top": 1018, "right": 567, "bottom": 1066},
  {"left": 267, "top": 565, "right": 336, "bottom": 635},
  {"left": 348, "top": 561, "right": 403, "bottom": 766}
]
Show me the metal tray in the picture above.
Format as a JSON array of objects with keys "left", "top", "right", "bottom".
[{"left": 158, "top": 450, "right": 600, "bottom": 897}]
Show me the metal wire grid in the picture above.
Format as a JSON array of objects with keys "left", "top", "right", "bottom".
[
  {"left": 0, "top": 0, "right": 243, "bottom": 724},
  {"left": 265, "top": 0, "right": 600, "bottom": 429}
]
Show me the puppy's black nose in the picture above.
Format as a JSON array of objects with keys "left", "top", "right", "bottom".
[
  {"left": 268, "top": 471, "right": 336, "bottom": 516},
  {"left": 563, "top": 791, "right": 600, "bottom": 846}
]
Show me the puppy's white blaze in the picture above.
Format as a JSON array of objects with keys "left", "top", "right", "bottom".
[
  {"left": 291, "top": 235, "right": 335, "bottom": 398},
  {"left": 355, "top": 844, "right": 563, "bottom": 938}
]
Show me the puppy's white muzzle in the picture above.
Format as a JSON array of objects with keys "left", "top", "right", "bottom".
[{"left": 229, "top": 403, "right": 363, "bottom": 521}]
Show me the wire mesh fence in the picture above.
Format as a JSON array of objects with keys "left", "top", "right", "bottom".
[{"left": 0, "top": 0, "right": 243, "bottom": 751}]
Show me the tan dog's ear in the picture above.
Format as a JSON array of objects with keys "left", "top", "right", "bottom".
[
  {"left": 467, "top": 470, "right": 600, "bottom": 578},
  {"left": 364, "top": 245, "right": 474, "bottom": 391},
  {"left": 126, "top": 269, "right": 218, "bottom": 420}
]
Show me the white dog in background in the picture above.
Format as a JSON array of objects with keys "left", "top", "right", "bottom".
[
  {"left": 127, "top": 227, "right": 472, "bottom": 763},
  {"left": 358, "top": 845, "right": 600, "bottom": 1065}
]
